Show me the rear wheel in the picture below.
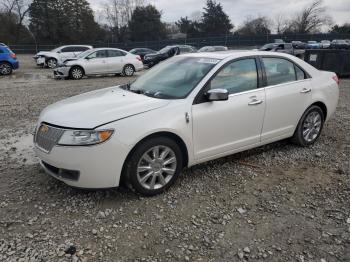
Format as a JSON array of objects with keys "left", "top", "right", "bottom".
[
  {"left": 0, "top": 62, "right": 12, "bottom": 75},
  {"left": 123, "top": 64, "right": 135, "bottom": 77},
  {"left": 69, "top": 66, "right": 84, "bottom": 80},
  {"left": 292, "top": 105, "right": 324, "bottom": 146},
  {"left": 46, "top": 58, "right": 57, "bottom": 68},
  {"left": 123, "top": 137, "right": 183, "bottom": 196}
]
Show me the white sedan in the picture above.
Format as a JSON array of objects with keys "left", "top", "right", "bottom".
[
  {"left": 34, "top": 51, "right": 339, "bottom": 195},
  {"left": 53, "top": 48, "right": 143, "bottom": 79}
]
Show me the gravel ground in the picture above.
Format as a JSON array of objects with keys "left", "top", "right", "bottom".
[{"left": 0, "top": 55, "right": 349, "bottom": 262}]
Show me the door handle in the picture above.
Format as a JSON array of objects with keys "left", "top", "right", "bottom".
[
  {"left": 300, "top": 88, "right": 311, "bottom": 94},
  {"left": 248, "top": 99, "right": 263, "bottom": 106}
]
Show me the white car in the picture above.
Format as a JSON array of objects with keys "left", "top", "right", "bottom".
[
  {"left": 53, "top": 48, "right": 143, "bottom": 79},
  {"left": 33, "top": 45, "right": 93, "bottom": 68},
  {"left": 34, "top": 51, "right": 339, "bottom": 195}
]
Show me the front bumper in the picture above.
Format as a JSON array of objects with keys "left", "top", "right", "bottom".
[
  {"left": 34, "top": 137, "right": 130, "bottom": 189},
  {"left": 53, "top": 67, "right": 70, "bottom": 79}
]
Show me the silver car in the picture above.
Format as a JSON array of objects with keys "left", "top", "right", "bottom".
[{"left": 53, "top": 48, "right": 144, "bottom": 80}]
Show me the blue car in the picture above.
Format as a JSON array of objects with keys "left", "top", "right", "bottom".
[
  {"left": 306, "top": 41, "right": 320, "bottom": 49},
  {"left": 0, "top": 46, "right": 19, "bottom": 75}
]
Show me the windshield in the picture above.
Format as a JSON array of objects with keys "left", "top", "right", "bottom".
[
  {"left": 50, "top": 47, "right": 61, "bottom": 52},
  {"left": 158, "top": 46, "right": 172, "bottom": 53},
  {"left": 77, "top": 49, "right": 94, "bottom": 58},
  {"left": 260, "top": 44, "right": 276, "bottom": 50},
  {"left": 129, "top": 56, "right": 220, "bottom": 99}
]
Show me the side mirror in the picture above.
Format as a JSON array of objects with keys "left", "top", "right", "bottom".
[{"left": 206, "top": 89, "right": 229, "bottom": 101}]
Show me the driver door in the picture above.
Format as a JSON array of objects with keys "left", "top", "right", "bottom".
[
  {"left": 83, "top": 50, "right": 109, "bottom": 74},
  {"left": 192, "top": 58, "right": 266, "bottom": 161}
]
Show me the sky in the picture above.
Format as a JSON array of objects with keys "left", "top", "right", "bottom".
[{"left": 89, "top": 0, "right": 350, "bottom": 28}]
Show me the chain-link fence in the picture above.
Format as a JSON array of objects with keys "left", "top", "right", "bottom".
[{"left": 7, "top": 33, "right": 350, "bottom": 54}]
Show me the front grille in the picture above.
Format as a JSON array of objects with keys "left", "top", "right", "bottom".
[{"left": 35, "top": 124, "right": 64, "bottom": 153}]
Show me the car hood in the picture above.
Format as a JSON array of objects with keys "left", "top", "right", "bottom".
[{"left": 39, "top": 86, "right": 171, "bottom": 129}]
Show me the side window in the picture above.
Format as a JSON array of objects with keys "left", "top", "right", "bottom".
[
  {"left": 61, "top": 47, "right": 74, "bottom": 52},
  {"left": 0, "top": 49, "right": 3, "bottom": 53},
  {"left": 210, "top": 58, "right": 258, "bottom": 94},
  {"left": 107, "top": 50, "right": 126, "bottom": 57},
  {"left": 86, "top": 50, "right": 107, "bottom": 59},
  {"left": 262, "top": 58, "right": 296, "bottom": 86},
  {"left": 295, "top": 65, "right": 306, "bottom": 80},
  {"left": 73, "top": 46, "right": 89, "bottom": 52}
]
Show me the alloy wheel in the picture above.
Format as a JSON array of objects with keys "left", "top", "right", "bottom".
[
  {"left": 124, "top": 65, "right": 134, "bottom": 76},
  {"left": 302, "top": 111, "right": 322, "bottom": 142},
  {"left": 136, "top": 146, "right": 177, "bottom": 190},
  {"left": 0, "top": 63, "right": 12, "bottom": 75},
  {"left": 71, "top": 68, "right": 83, "bottom": 79},
  {"left": 47, "top": 59, "right": 57, "bottom": 68}
]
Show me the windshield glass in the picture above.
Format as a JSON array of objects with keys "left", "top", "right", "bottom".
[
  {"left": 129, "top": 56, "right": 220, "bottom": 99},
  {"left": 260, "top": 44, "right": 276, "bottom": 50},
  {"left": 77, "top": 49, "right": 94, "bottom": 58},
  {"left": 158, "top": 46, "right": 172, "bottom": 53},
  {"left": 51, "top": 47, "right": 61, "bottom": 52}
]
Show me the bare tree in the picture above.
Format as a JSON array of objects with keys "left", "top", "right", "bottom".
[
  {"left": 290, "top": 0, "right": 332, "bottom": 33},
  {"left": 236, "top": 15, "right": 272, "bottom": 35},
  {"left": 104, "top": 0, "right": 145, "bottom": 29},
  {"left": 1, "top": 0, "right": 30, "bottom": 42},
  {"left": 274, "top": 14, "right": 291, "bottom": 34}
]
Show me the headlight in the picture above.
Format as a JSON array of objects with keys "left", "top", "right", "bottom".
[{"left": 58, "top": 129, "right": 114, "bottom": 146}]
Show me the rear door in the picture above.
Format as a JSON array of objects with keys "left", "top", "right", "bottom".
[
  {"left": 83, "top": 50, "right": 109, "bottom": 74},
  {"left": 260, "top": 56, "right": 312, "bottom": 142},
  {"left": 106, "top": 50, "right": 127, "bottom": 73}
]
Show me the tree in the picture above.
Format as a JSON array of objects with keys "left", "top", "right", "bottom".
[
  {"left": 103, "top": 0, "right": 145, "bottom": 42},
  {"left": 288, "top": 0, "right": 332, "bottom": 33},
  {"left": 29, "top": 0, "right": 103, "bottom": 44},
  {"left": 200, "top": 0, "right": 233, "bottom": 36},
  {"left": 236, "top": 16, "right": 272, "bottom": 35},
  {"left": 0, "top": 0, "right": 31, "bottom": 43},
  {"left": 175, "top": 16, "right": 201, "bottom": 37},
  {"left": 330, "top": 23, "right": 350, "bottom": 34},
  {"left": 128, "top": 5, "right": 166, "bottom": 41}
]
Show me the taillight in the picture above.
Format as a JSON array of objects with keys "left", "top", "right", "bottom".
[
  {"left": 332, "top": 75, "right": 339, "bottom": 86},
  {"left": 136, "top": 55, "right": 141, "bottom": 61},
  {"left": 10, "top": 53, "right": 17, "bottom": 59}
]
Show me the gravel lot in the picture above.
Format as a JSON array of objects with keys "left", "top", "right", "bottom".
[{"left": 0, "top": 55, "right": 349, "bottom": 262}]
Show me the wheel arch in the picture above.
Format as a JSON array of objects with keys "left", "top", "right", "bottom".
[
  {"left": 69, "top": 65, "right": 85, "bottom": 76},
  {"left": 120, "top": 131, "right": 189, "bottom": 185},
  {"left": 0, "top": 60, "right": 13, "bottom": 68},
  {"left": 311, "top": 101, "right": 327, "bottom": 120}
]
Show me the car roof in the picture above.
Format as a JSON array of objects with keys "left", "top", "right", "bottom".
[
  {"left": 60, "top": 45, "right": 93, "bottom": 48},
  {"left": 181, "top": 50, "right": 297, "bottom": 60},
  {"left": 89, "top": 47, "right": 128, "bottom": 52}
]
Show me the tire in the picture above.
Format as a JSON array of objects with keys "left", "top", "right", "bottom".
[
  {"left": 291, "top": 105, "right": 324, "bottom": 147},
  {"left": 0, "top": 62, "right": 12, "bottom": 75},
  {"left": 46, "top": 58, "right": 57, "bottom": 68},
  {"left": 123, "top": 137, "right": 183, "bottom": 196},
  {"left": 69, "top": 66, "right": 84, "bottom": 80},
  {"left": 122, "top": 64, "right": 135, "bottom": 77}
]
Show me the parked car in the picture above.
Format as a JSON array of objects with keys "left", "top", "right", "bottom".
[
  {"left": 33, "top": 45, "right": 93, "bottom": 68},
  {"left": 34, "top": 51, "right": 339, "bottom": 195},
  {"left": 320, "top": 40, "right": 331, "bottom": 49},
  {"left": 143, "top": 45, "right": 196, "bottom": 67},
  {"left": 129, "top": 48, "right": 156, "bottom": 61},
  {"left": 0, "top": 46, "right": 19, "bottom": 75},
  {"left": 259, "top": 43, "right": 305, "bottom": 58},
  {"left": 330, "top": 39, "right": 349, "bottom": 50},
  {"left": 198, "top": 46, "right": 228, "bottom": 52},
  {"left": 53, "top": 48, "right": 143, "bottom": 80},
  {"left": 292, "top": 41, "right": 307, "bottom": 49},
  {"left": 306, "top": 41, "right": 320, "bottom": 49},
  {"left": 274, "top": 39, "right": 284, "bottom": 43}
]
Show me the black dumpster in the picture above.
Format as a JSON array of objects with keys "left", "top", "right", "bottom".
[{"left": 304, "top": 49, "right": 350, "bottom": 77}]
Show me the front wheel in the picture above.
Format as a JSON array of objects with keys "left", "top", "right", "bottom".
[
  {"left": 122, "top": 64, "right": 135, "bottom": 77},
  {"left": 0, "top": 62, "right": 12, "bottom": 75},
  {"left": 123, "top": 137, "right": 183, "bottom": 196},
  {"left": 46, "top": 58, "right": 57, "bottom": 68},
  {"left": 292, "top": 105, "right": 324, "bottom": 146},
  {"left": 69, "top": 66, "right": 84, "bottom": 80}
]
